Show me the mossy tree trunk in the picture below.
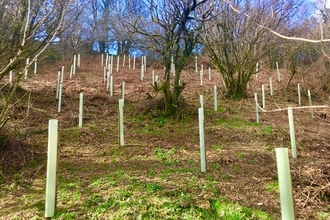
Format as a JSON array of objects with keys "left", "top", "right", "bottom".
[
  {"left": 203, "top": 0, "right": 302, "bottom": 99},
  {"left": 132, "top": 0, "right": 211, "bottom": 116}
]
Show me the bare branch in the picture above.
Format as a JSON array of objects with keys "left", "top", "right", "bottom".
[{"left": 225, "top": 0, "right": 330, "bottom": 43}]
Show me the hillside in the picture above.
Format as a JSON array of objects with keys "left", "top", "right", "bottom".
[{"left": 0, "top": 56, "right": 329, "bottom": 219}]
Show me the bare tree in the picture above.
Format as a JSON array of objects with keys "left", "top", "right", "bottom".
[
  {"left": 86, "top": 0, "right": 147, "bottom": 55},
  {"left": 132, "top": 0, "right": 212, "bottom": 116},
  {"left": 204, "top": 0, "right": 302, "bottom": 98},
  {"left": 0, "top": 0, "right": 77, "bottom": 129}
]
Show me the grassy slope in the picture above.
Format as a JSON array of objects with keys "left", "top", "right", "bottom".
[{"left": 0, "top": 57, "right": 329, "bottom": 219}]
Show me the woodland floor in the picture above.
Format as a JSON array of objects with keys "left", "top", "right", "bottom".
[{"left": 0, "top": 55, "right": 330, "bottom": 219}]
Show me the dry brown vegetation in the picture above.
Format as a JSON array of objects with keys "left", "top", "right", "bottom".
[{"left": 0, "top": 55, "right": 329, "bottom": 219}]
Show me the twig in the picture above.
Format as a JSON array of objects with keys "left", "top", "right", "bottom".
[
  {"left": 0, "top": 170, "right": 6, "bottom": 180},
  {"left": 225, "top": 1, "right": 330, "bottom": 43},
  {"left": 29, "top": 165, "right": 44, "bottom": 181},
  {"left": 302, "top": 185, "right": 312, "bottom": 208}
]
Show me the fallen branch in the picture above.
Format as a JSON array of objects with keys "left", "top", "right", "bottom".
[{"left": 255, "top": 102, "right": 329, "bottom": 113}]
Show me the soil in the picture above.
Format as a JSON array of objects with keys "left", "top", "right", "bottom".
[{"left": 0, "top": 55, "right": 330, "bottom": 219}]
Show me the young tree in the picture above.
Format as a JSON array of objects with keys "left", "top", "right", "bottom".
[
  {"left": 132, "top": 0, "right": 212, "bottom": 116},
  {"left": 0, "top": 0, "right": 77, "bottom": 129}
]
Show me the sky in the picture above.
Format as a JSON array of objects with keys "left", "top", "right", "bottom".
[{"left": 306, "top": 0, "right": 330, "bottom": 8}]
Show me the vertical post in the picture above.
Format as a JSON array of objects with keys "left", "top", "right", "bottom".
[
  {"left": 254, "top": 93, "right": 259, "bottom": 123},
  {"left": 262, "top": 84, "right": 265, "bottom": 108},
  {"left": 297, "top": 83, "right": 301, "bottom": 106},
  {"left": 141, "top": 64, "right": 144, "bottom": 81},
  {"left": 106, "top": 69, "right": 110, "bottom": 89},
  {"left": 122, "top": 82, "right": 125, "bottom": 101},
  {"left": 141, "top": 56, "right": 144, "bottom": 73},
  {"left": 9, "top": 71, "right": 12, "bottom": 85},
  {"left": 276, "top": 148, "right": 296, "bottom": 220},
  {"left": 56, "top": 72, "right": 60, "bottom": 100},
  {"left": 288, "top": 107, "right": 297, "bottom": 158},
  {"left": 128, "top": 55, "right": 131, "bottom": 69},
  {"left": 123, "top": 55, "right": 125, "bottom": 67},
  {"left": 110, "top": 76, "right": 113, "bottom": 97},
  {"left": 105, "top": 54, "right": 108, "bottom": 67},
  {"left": 58, "top": 84, "right": 62, "bottom": 113},
  {"left": 77, "top": 54, "right": 80, "bottom": 68},
  {"left": 199, "top": 107, "right": 206, "bottom": 172},
  {"left": 25, "top": 58, "right": 29, "bottom": 79},
  {"left": 200, "top": 95, "right": 204, "bottom": 109},
  {"left": 152, "top": 70, "right": 155, "bottom": 86},
  {"left": 201, "top": 64, "right": 204, "bottom": 76},
  {"left": 79, "top": 93, "right": 83, "bottom": 128},
  {"left": 73, "top": 55, "right": 76, "bottom": 75},
  {"left": 45, "top": 119, "right": 59, "bottom": 218},
  {"left": 276, "top": 62, "right": 280, "bottom": 82},
  {"left": 195, "top": 56, "right": 198, "bottom": 73},
  {"left": 200, "top": 71, "right": 203, "bottom": 86},
  {"left": 308, "top": 90, "right": 314, "bottom": 118},
  {"left": 269, "top": 77, "right": 273, "bottom": 96},
  {"left": 133, "top": 55, "right": 136, "bottom": 70},
  {"left": 119, "top": 99, "right": 124, "bottom": 146},
  {"left": 155, "top": 75, "right": 158, "bottom": 83},
  {"left": 34, "top": 60, "right": 37, "bottom": 75},
  {"left": 61, "top": 66, "right": 64, "bottom": 83},
  {"left": 208, "top": 67, "right": 211, "bottom": 81},
  {"left": 101, "top": 54, "right": 104, "bottom": 67},
  {"left": 214, "top": 86, "right": 217, "bottom": 111}
]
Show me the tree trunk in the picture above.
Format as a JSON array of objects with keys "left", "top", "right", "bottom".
[{"left": 98, "top": 41, "right": 106, "bottom": 54}]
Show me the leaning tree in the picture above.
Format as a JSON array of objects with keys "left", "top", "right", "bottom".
[{"left": 0, "top": 0, "right": 79, "bottom": 129}]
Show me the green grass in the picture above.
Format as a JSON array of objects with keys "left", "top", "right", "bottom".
[
  {"left": 212, "top": 145, "right": 227, "bottom": 150},
  {"left": 154, "top": 147, "right": 176, "bottom": 161},
  {"left": 317, "top": 211, "right": 330, "bottom": 219},
  {"left": 146, "top": 183, "right": 163, "bottom": 192},
  {"left": 236, "top": 152, "right": 245, "bottom": 159},
  {"left": 217, "top": 106, "right": 226, "bottom": 113},
  {"left": 265, "top": 181, "right": 279, "bottom": 194},
  {"left": 210, "top": 198, "right": 272, "bottom": 220},
  {"left": 260, "top": 126, "right": 273, "bottom": 135}
]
